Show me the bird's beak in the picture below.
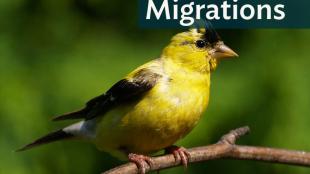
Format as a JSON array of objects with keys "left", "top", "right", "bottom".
[{"left": 211, "top": 42, "right": 238, "bottom": 60}]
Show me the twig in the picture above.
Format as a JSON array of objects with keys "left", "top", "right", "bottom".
[{"left": 103, "top": 126, "right": 310, "bottom": 174}]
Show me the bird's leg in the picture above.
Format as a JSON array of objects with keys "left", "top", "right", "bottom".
[
  {"left": 128, "top": 153, "right": 154, "bottom": 174},
  {"left": 165, "top": 145, "right": 191, "bottom": 168}
]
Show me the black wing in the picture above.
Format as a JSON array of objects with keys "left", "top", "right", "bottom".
[{"left": 52, "top": 69, "right": 162, "bottom": 121}]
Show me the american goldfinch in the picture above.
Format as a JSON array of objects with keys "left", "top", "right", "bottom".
[{"left": 18, "top": 26, "right": 238, "bottom": 173}]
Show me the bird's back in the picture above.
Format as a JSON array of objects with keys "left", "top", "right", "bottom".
[{"left": 93, "top": 58, "right": 211, "bottom": 158}]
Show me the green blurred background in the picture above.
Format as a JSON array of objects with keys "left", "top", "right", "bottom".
[{"left": 1, "top": 1, "right": 310, "bottom": 174}]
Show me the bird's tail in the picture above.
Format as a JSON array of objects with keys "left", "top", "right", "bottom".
[
  {"left": 16, "top": 121, "right": 87, "bottom": 152},
  {"left": 16, "top": 129, "right": 74, "bottom": 152},
  {"left": 52, "top": 109, "right": 87, "bottom": 121}
]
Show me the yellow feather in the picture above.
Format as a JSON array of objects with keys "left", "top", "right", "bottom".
[
  {"left": 94, "top": 30, "right": 212, "bottom": 159},
  {"left": 19, "top": 28, "right": 237, "bottom": 161}
]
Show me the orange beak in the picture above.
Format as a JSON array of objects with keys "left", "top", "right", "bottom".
[{"left": 210, "top": 42, "right": 238, "bottom": 60}]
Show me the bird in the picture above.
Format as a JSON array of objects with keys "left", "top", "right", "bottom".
[{"left": 18, "top": 26, "right": 238, "bottom": 174}]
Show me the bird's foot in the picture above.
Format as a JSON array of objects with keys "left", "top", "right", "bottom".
[
  {"left": 165, "top": 145, "right": 191, "bottom": 168},
  {"left": 128, "top": 153, "right": 154, "bottom": 174}
]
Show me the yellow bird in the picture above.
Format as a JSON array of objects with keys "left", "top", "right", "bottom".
[{"left": 18, "top": 26, "right": 238, "bottom": 173}]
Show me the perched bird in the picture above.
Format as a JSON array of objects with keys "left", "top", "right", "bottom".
[{"left": 18, "top": 26, "right": 238, "bottom": 173}]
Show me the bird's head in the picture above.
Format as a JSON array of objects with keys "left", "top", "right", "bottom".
[{"left": 161, "top": 27, "right": 238, "bottom": 73}]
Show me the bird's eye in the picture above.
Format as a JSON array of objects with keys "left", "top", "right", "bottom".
[{"left": 195, "top": 40, "right": 206, "bottom": 48}]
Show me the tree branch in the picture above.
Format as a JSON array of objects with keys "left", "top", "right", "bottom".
[{"left": 103, "top": 126, "right": 310, "bottom": 174}]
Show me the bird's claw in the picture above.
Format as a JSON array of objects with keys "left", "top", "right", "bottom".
[
  {"left": 128, "top": 153, "right": 154, "bottom": 174},
  {"left": 166, "top": 146, "right": 191, "bottom": 168}
]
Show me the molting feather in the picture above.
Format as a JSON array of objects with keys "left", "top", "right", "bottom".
[{"left": 203, "top": 21, "right": 221, "bottom": 43}]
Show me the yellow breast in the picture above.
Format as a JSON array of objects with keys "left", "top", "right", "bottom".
[{"left": 94, "top": 70, "right": 210, "bottom": 158}]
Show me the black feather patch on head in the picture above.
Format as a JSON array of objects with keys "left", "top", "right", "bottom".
[
  {"left": 204, "top": 21, "right": 221, "bottom": 44},
  {"left": 193, "top": 20, "right": 221, "bottom": 44}
]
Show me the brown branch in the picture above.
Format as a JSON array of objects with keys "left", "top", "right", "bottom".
[{"left": 103, "top": 126, "right": 310, "bottom": 174}]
